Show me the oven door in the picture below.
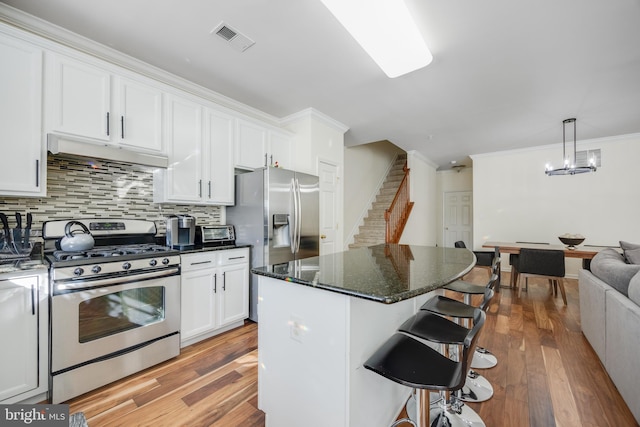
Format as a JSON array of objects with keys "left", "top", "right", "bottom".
[{"left": 51, "top": 274, "right": 180, "bottom": 373}]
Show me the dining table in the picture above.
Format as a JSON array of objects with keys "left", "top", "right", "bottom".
[{"left": 482, "top": 241, "right": 615, "bottom": 287}]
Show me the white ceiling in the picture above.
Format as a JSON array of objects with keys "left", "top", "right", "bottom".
[{"left": 4, "top": 0, "right": 640, "bottom": 169}]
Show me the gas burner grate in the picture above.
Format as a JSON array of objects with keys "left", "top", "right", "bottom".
[{"left": 52, "top": 244, "right": 173, "bottom": 261}]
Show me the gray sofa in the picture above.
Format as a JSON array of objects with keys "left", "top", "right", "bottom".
[{"left": 579, "top": 246, "right": 640, "bottom": 423}]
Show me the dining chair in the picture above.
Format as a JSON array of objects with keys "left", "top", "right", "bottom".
[
  {"left": 509, "top": 241, "right": 549, "bottom": 288},
  {"left": 454, "top": 241, "right": 496, "bottom": 279},
  {"left": 516, "top": 248, "right": 567, "bottom": 305}
]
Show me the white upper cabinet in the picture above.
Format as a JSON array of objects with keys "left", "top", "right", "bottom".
[
  {"left": 204, "top": 109, "right": 234, "bottom": 205},
  {"left": 115, "top": 76, "right": 162, "bottom": 152},
  {"left": 154, "top": 95, "right": 234, "bottom": 205},
  {"left": 268, "top": 130, "right": 293, "bottom": 170},
  {"left": 235, "top": 118, "right": 293, "bottom": 170},
  {"left": 46, "top": 52, "right": 163, "bottom": 154},
  {"left": 157, "top": 93, "right": 203, "bottom": 204},
  {"left": 235, "top": 119, "right": 267, "bottom": 170},
  {"left": 0, "top": 28, "right": 45, "bottom": 197}
]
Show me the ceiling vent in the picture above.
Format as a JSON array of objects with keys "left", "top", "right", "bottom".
[{"left": 211, "top": 22, "right": 255, "bottom": 52}]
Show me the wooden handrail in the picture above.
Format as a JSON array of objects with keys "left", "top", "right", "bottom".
[{"left": 384, "top": 161, "right": 414, "bottom": 244}]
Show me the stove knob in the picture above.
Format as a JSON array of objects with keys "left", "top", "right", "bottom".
[
  {"left": 149, "top": 259, "right": 158, "bottom": 267},
  {"left": 162, "top": 258, "right": 170, "bottom": 265},
  {"left": 92, "top": 265, "right": 102, "bottom": 274},
  {"left": 122, "top": 262, "right": 132, "bottom": 270},
  {"left": 74, "top": 267, "right": 84, "bottom": 276}
]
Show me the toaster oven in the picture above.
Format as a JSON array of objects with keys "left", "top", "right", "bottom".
[{"left": 195, "top": 225, "right": 236, "bottom": 246}]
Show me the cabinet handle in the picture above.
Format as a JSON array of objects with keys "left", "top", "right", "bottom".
[
  {"left": 228, "top": 256, "right": 245, "bottom": 260},
  {"left": 264, "top": 153, "right": 267, "bottom": 167},
  {"left": 35, "top": 159, "right": 39, "bottom": 187},
  {"left": 106, "top": 112, "right": 110, "bottom": 136},
  {"left": 270, "top": 154, "right": 273, "bottom": 166},
  {"left": 213, "top": 273, "right": 217, "bottom": 293},
  {"left": 208, "top": 181, "right": 211, "bottom": 198},
  {"left": 199, "top": 180, "right": 202, "bottom": 198},
  {"left": 222, "top": 272, "right": 226, "bottom": 291},
  {"left": 121, "top": 116, "right": 125, "bottom": 139},
  {"left": 30, "top": 284, "right": 35, "bottom": 316},
  {"left": 190, "top": 260, "right": 212, "bottom": 266}
]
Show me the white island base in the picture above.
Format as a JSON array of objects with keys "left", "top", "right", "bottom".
[{"left": 257, "top": 275, "right": 434, "bottom": 427}]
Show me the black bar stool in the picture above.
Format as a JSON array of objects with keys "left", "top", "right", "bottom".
[
  {"left": 443, "top": 257, "right": 500, "bottom": 369},
  {"left": 417, "top": 275, "right": 498, "bottom": 403},
  {"left": 365, "top": 309, "right": 486, "bottom": 427}
]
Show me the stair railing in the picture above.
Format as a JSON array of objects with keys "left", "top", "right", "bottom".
[{"left": 384, "top": 161, "right": 414, "bottom": 244}]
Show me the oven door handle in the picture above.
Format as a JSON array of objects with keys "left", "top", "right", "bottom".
[{"left": 54, "top": 267, "right": 180, "bottom": 292}]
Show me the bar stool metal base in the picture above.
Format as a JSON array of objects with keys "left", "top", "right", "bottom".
[
  {"left": 471, "top": 347, "right": 497, "bottom": 369},
  {"left": 459, "top": 370, "right": 494, "bottom": 403},
  {"left": 406, "top": 394, "right": 486, "bottom": 427}
]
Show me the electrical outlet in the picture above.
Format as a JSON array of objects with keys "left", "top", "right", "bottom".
[{"left": 289, "top": 315, "right": 305, "bottom": 343}]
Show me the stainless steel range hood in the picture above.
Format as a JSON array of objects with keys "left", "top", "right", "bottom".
[{"left": 47, "top": 134, "right": 168, "bottom": 168}]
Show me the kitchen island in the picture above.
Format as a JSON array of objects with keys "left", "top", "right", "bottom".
[{"left": 252, "top": 243, "right": 475, "bottom": 427}]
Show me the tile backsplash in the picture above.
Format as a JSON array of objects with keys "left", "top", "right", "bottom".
[{"left": 0, "top": 154, "right": 222, "bottom": 236}]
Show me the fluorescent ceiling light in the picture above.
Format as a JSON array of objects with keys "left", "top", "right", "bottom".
[{"left": 319, "top": 0, "right": 433, "bottom": 78}]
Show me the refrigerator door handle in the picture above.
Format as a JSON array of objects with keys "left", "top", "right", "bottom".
[
  {"left": 290, "top": 178, "right": 296, "bottom": 254},
  {"left": 295, "top": 178, "right": 302, "bottom": 253}
]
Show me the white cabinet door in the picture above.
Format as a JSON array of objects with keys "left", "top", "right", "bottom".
[
  {"left": 164, "top": 94, "right": 203, "bottom": 203},
  {"left": 268, "top": 131, "right": 292, "bottom": 170},
  {"left": 218, "top": 262, "right": 249, "bottom": 327},
  {"left": 0, "top": 277, "right": 39, "bottom": 401},
  {"left": 48, "top": 53, "right": 111, "bottom": 141},
  {"left": 0, "top": 32, "right": 45, "bottom": 197},
  {"left": 204, "top": 109, "right": 234, "bottom": 205},
  {"left": 116, "top": 76, "right": 163, "bottom": 153},
  {"left": 180, "top": 268, "right": 217, "bottom": 341},
  {"left": 236, "top": 119, "right": 267, "bottom": 170}
]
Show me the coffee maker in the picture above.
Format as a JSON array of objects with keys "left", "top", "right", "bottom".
[{"left": 165, "top": 215, "right": 195, "bottom": 249}]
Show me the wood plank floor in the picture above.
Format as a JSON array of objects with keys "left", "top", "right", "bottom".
[{"left": 66, "top": 269, "right": 639, "bottom": 426}]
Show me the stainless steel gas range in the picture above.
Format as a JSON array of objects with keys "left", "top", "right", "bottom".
[{"left": 42, "top": 219, "right": 181, "bottom": 404}]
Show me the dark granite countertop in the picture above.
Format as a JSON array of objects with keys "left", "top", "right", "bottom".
[{"left": 251, "top": 243, "right": 476, "bottom": 304}]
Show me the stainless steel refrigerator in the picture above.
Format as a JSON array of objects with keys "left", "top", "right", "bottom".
[{"left": 226, "top": 167, "right": 320, "bottom": 321}]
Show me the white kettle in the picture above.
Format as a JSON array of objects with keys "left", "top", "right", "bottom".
[{"left": 59, "top": 221, "right": 95, "bottom": 252}]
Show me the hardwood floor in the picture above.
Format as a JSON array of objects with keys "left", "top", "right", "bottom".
[{"left": 66, "top": 269, "right": 638, "bottom": 426}]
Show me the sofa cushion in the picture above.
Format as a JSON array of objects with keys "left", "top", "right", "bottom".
[
  {"left": 590, "top": 248, "right": 640, "bottom": 296},
  {"left": 628, "top": 271, "right": 640, "bottom": 306}
]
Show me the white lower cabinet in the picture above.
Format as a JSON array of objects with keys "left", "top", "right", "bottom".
[
  {"left": 0, "top": 271, "right": 49, "bottom": 403},
  {"left": 180, "top": 248, "right": 249, "bottom": 347}
]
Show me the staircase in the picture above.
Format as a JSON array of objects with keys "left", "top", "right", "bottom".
[{"left": 350, "top": 154, "right": 408, "bottom": 248}]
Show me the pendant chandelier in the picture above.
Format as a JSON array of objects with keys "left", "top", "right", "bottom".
[{"left": 545, "top": 118, "right": 597, "bottom": 176}]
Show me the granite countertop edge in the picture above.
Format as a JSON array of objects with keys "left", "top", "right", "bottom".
[{"left": 251, "top": 266, "right": 471, "bottom": 304}]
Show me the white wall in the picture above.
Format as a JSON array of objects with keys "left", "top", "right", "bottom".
[
  {"left": 343, "top": 140, "right": 405, "bottom": 248},
  {"left": 399, "top": 150, "right": 438, "bottom": 246},
  {"left": 436, "top": 168, "right": 474, "bottom": 247},
  {"left": 471, "top": 132, "right": 640, "bottom": 276}
]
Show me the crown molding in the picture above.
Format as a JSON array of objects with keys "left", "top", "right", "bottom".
[
  {"left": 280, "top": 108, "right": 349, "bottom": 133},
  {"left": 407, "top": 149, "right": 438, "bottom": 169}
]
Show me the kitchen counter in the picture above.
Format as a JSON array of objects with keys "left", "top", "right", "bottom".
[
  {"left": 254, "top": 244, "right": 476, "bottom": 427},
  {"left": 251, "top": 243, "right": 475, "bottom": 303},
  {"left": 0, "top": 243, "right": 47, "bottom": 276},
  {"left": 177, "top": 243, "right": 251, "bottom": 255}
]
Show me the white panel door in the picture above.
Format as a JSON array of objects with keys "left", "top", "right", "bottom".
[
  {"left": 204, "top": 109, "right": 235, "bottom": 205},
  {"left": 444, "top": 191, "right": 473, "bottom": 247},
  {"left": 180, "top": 269, "right": 217, "bottom": 341},
  {"left": 319, "top": 160, "right": 339, "bottom": 255},
  {"left": 235, "top": 119, "right": 267, "bottom": 169},
  {"left": 0, "top": 277, "right": 39, "bottom": 401},
  {"left": 0, "top": 32, "right": 44, "bottom": 196},
  {"left": 49, "top": 53, "right": 111, "bottom": 140},
  {"left": 165, "top": 94, "right": 203, "bottom": 202},
  {"left": 218, "top": 263, "right": 249, "bottom": 327},
  {"left": 116, "top": 76, "right": 163, "bottom": 152}
]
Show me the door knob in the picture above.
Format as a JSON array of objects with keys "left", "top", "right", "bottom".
[{"left": 320, "top": 235, "right": 326, "bottom": 239}]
